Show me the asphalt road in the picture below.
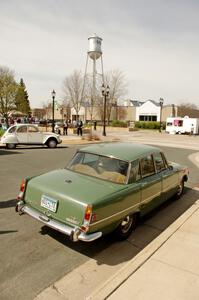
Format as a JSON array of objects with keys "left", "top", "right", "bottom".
[{"left": 0, "top": 144, "right": 199, "bottom": 300}]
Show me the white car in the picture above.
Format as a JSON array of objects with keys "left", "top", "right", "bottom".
[{"left": 1, "top": 124, "right": 62, "bottom": 149}]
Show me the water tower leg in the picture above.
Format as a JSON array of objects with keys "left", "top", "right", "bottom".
[
  {"left": 101, "top": 55, "right": 105, "bottom": 84},
  {"left": 82, "top": 54, "right": 89, "bottom": 100},
  {"left": 92, "top": 56, "right": 96, "bottom": 110}
]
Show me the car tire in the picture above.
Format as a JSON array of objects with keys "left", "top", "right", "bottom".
[
  {"left": 47, "top": 139, "right": 57, "bottom": 148},
  {"left": 176, "top": 179, "right": 184, "bottom": 199},
  {"left": 6, "top": 143, "right": 16, "bottom": 149},
  {"left": 114, "top": 214, "right": 137, "bottom": 240}
]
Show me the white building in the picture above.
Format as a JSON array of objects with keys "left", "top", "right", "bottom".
[{"left": 130, "top": 100, "right": 161, "bottom": 121}]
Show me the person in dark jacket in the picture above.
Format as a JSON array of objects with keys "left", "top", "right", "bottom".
[
  {"left": 77, "top": 120, "right": 83, "bottom": 136},
  {"left": 63, "top": 120, "right": 68, "bottom": 135}
]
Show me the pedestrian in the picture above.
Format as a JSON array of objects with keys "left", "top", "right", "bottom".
[
  {"left": 94, "top": 120, "right": 97, "bottom": 130},
  {"left": 63, "top": 120, "right": 68, "bottom": 135},
  {"left": 77, "top": 119, "right": 83, "bottom": 136}
]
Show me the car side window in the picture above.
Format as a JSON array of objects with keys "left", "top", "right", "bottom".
[
  {"left": 17, "top": 126, "right": 27, "bottom": 133},
  {"left": 8, "top": 126, "right": 16, "bottom": 133},
  {"left": 129, "top": 159, "right": 140, "bottom": 183},
  {"left": 28, "top": 126, "right": 38, "bottom": 133},
  {"left": 140, "top": 155, "right": 155, "bottom": 178},
  {"left": 153, "top": 152, "right": 166, "bottom": 172}
]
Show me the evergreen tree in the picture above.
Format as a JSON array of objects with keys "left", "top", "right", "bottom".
[{"left": 15, "top": 78, "right": 31, "bottom": 114}]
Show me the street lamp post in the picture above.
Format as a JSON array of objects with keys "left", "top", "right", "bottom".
[
  {"left": 51, "top": 90, "right": 56, "bottom": 133},
  {"left": 101, "top": 84, "right": 110, "bottom": 136},
  {"left": 159, "top": 97, "right": 164, "bottom": 133}
]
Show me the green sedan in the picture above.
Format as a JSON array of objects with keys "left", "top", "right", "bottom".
[{"left": 16, "top": 142, "right": 188, "bottom": 242}]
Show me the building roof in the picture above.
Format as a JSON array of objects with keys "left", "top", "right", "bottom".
[
  {"left": 130, "top": 99, "right": 160, "bottom": 107},
  {"left": 130, "top": 100, "right": 144, "bottom": 107}
]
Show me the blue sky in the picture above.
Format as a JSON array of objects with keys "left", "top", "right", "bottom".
[{"left": 1, "top": 0, "right": 199, "bottom": 107}]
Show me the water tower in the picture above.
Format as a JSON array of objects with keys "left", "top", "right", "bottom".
[
  {"left": 82, "top": 34, "right": 105, "bottom": 120},
  {"left": 88, "top": 35, "right": 102, "bottom": 60}
]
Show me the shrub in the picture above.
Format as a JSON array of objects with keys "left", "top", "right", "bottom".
[
  {"left": 111, "top": 120, "right": 128, "bottom": 127},
  {"left": 135, "top": 121, "right": 161, "bottom": 130},
  {"left": 0, "top": 128, "right": 5, "bottom": 137}
]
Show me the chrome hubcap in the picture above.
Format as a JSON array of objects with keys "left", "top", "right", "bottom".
[{"left": 121, "top": 216, "right": 133, "bottom": 233}]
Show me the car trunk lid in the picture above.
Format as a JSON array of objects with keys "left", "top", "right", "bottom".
[{"left": 24, "top": 169, "right": 125, "bottom": 228}]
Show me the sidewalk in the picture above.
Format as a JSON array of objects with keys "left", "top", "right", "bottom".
[{"left": 88, "top": 194, "right": 199, "bottom": 300}]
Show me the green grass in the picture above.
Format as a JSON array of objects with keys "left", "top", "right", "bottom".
[{"left": 0, "top": 128, "right": 5, "bottom": 137}]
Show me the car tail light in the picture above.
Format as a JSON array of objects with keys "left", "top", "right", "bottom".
[
  {"left": 17, "top": 179, "right": 26, "bottom": 200},
  {"left": 20, "top": 179, "right": 26, "bottom": 192},
  {"left": 81, "top": 205, "right": 96, "bottom": 233},
  {"left": 84, "top": 205, "right": 92, "bottom": 221}
]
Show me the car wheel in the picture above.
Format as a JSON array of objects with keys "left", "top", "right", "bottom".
[
  {"left": 176, "top": 179, "right": 184, "bottom": 199},
  {"left": 114, "top": 214, "right": 137, "bottom": 240},
  {"left": 6, "top": 143, "right": 16, "bottom": 149},
  {"left": 47, "top": 139, "right": 57, "bottom": 148}
]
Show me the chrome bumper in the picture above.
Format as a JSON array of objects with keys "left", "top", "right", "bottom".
[{"left": 16, "top": 203, "right": 102, "bottom": 242}]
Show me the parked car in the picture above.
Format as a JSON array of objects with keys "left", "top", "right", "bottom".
[
  {"left": 1, "top": 124, "right": 62, "bottom": 149},
  {"left": 16, "top": 142, "right": 188, "bottom": 242}
]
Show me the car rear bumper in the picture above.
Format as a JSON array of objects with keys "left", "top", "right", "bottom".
[{"left": 16, "top": 202, "right": 102, "bottom": 242}]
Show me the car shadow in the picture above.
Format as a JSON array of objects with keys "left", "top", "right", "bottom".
[
  {"left": 40, "top": 187, "right": 199, "bottom": 266},
  {"left": 0, "top": 199, "right": 16, "bottom": 208},
  {"left": 0, "top": 149, "right": 23, "bottom": 155},
  {"left": 15, "top": 145, "right": 69, "bottom": 150},
  {"left": 0, "top": 230, "right": 18, "bottom": 235},
  {"left": 0, "top": 145, "right": 69, "bottom": 152}
]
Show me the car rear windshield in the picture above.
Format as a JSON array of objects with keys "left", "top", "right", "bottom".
[{"left": 67, "top": 152, "right": 129, "bottom": 184}]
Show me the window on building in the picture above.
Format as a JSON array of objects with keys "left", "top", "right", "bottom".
[{"left": 139, "top": 115, "right": 157, "bottom": 121}]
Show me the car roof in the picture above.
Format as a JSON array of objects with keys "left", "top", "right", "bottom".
[
  {"left": 15, "top": 123, "right": 37, "bottom": 126},
  {"left": 9, "top": 124, "right": 38, "bottom": 128},
  {"left": 80, "top": 142, "right": 161, "bottom": 161}
]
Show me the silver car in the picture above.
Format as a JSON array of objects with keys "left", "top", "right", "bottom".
[{"left": 1, "top": 124, "right": 62, "bottom": 149}]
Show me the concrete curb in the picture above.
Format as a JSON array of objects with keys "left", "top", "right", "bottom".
[{"left": 87, "top": 197, "right": 199, "bottom": 300}]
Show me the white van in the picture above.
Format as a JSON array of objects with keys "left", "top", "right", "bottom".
[{"left": 166, "top": 116, "right": 199, "bottom": 135}]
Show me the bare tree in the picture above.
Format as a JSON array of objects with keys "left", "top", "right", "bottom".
[
  {"left": 83, "top": 78, "right": 96, "bottom": 121},
  {"left": 63, "top": 70, "right": 84, "bottom": 120},
  {"left": 0, "top": 66, "right": 18, "bottom": 125},
  {"left": 178, "top": 102, "right": 199, "bottom": 118},
  {"left": 83, "top": 73, "right": 104, "bottom": 121},
  {"left": 42, "top": 100, "right": 52, "bottom": 120},
  {"left": 98, "top": 69, "right": 128, "bottom": 123}
]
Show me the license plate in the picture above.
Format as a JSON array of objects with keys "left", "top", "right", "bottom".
[{"left": 41, "top": 195, "right": 58, "bottom": 213}]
